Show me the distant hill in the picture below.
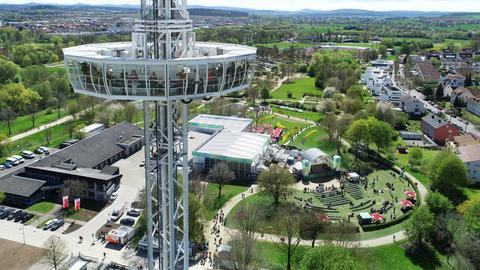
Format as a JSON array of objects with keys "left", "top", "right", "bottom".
[{"left": 0, "top": 3, "right": 477, "bottom": 18}]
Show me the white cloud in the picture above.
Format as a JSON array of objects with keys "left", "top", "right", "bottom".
[{"left": 0, "top": 0, "right": 479, "bottom": 12}]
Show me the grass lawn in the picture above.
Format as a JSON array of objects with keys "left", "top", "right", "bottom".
[
  {"left": 258, "top": 115, "right": 310, "bottom": 144},
  {"left": 64, "top": 208, "right": 97, "bottom": 222},
  {"left": 289, "top": 126, "right": 337, "bottom": 155},
  {"left": 0, "top": 107, "right": 68, "bottom": 137},
  {"left": 394, "top": 148, "right": 439, "bottom": 187},
  {"left": 256, "top": 42, "right": 317, "bottom": 50},
  {"left": 271, "top": 106, "right": 322, "bottom": 122},
  {"left": 461, "top": 109, "right": 480, "bottom": 126},
  {"left": 27, "top": 202, "right": 56, "bottom": 214},
  {"left": 202, "top": 183, "right": 248, "bottom": 220},
  {"left": 271, "top": 77, "right": 322, "bottom": 101}
]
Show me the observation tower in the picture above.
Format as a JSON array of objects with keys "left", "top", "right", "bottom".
[{"left": 63, "top": 0, "right": 256, "bottom": 269}]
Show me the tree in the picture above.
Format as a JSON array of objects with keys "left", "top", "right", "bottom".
[
  {"left": 51, "top": 77, "right": 71, "bottom": 118},
  {"left": 0, "top": 134, "right": 9, "bottom": 158},
  {"left": 368, "top": 118, "right": 396, "bottom": 153},
  {"left": 342, "top": 99, "right": 364, "bottom": 115},
  {"left": 318, "top": 98, "right": 336, "bottom": 114},
  {"left": 189, "top": 193, "right": 204, "bottom": 244},
  {"left": 206, "top": 162, "right": 235, "bottom": 199},
  {"left": 345, "top": 119, "right": 370, "bottom": 160},
  {"left": 426, "top": 192, "right": 454, "bottom": 217},
  {"left": 321, "top": 113, "right": 337, "bottom": 141},
  {"left": 278, "top": 209, "right": 301, "bottom": 270},
  {"left": 375, "top": 102, "right": 396, "bottom": 125},
  {"left": 378, "top": 45, "right": 388, "bottom": 58},
  {"left": 300, "top": 245, "right": 358, "bottom": 270},
  {"left": 465, "top": 202, "right": 480, "bottom": 235},
  {"left": 260, "top": 87, "right": 270, "bottom": 101},
  {"left": 67, "top": 103, "right": 81, "bottom": 120},
  {"left": 33, "top": 81, "right": 53, "bottom": 109},
  {"left": 335, "top": 114, "right": 354, "bottom": 153},
  {"left": 123, "top": 102, "right": 138, "bottom": 123},
  {"left": 429, "top": 151, "right": 469, "bottom": 198},
  {"left": 299, "top": 211, "right": 326, "bottom": 247},
  {"left": 26, "top": 90, "right": 42, "bottom": 128},
  {"left": 42, "top": 236, "right": 69, "bottom": 270},
  {"left": 0, "top": 83, "right": 39, "bottom": 135},
  {"left": 405, "top": 205, "right": 435, "bottom": 247},
  {"left": 223, "top": 204, "right": 262, "bottom": 270},
  {"left": 44, "top": 127, "right": 53, "bottom": 145},
  {"left": 258, "top": 164, "right": 295, "bottom": 207},
  {"left": 0, "top": 59, "right": 20, "bottom": 84},
  {"left": 324, "top": 221, "right": 359, "bottom": 249},
  {"left": 408, "top": 147, "right": 423, "bottom": 169}
]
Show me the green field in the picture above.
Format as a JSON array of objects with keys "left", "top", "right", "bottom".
[
  {"left": 256, "top": 42, "right": 317, "bottom": 50},
  {"left": 202, "top": 183, "right": 248, "bottom": 220},
  {"left": 255, "top": 240, "right": 444, "bottom": 270},
  {"left": 271, "top": 106, "right": 322, "bottom": 122},
  {"left": 461, "top": 109, "right": 480, "bottom": 126},
  {"left": 0, "top": 107, "right": 68, "bottom": 137},
  {"left": 289, "top": 126, "right": 337, "bottom": 155},
  {"left": 27, "top": 202, "right": 56, "bottom": 214},
  {"left": 394, "top": 148, "right": 438, "bottom": 187},
  {"left": 271, "top": 77, "right": 322, "bottom": 101},
  {"left": 258, "top": 115, "right": 310, "bottom": 144}
]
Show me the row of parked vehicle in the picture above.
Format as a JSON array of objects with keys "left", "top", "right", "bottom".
[
  {"left": 0, "top": 147, "right": 49, "bottom": 171},
  {"left": 0, "top": 206, "right": 34, "bottom": 223},
  {"left": 43, "top": 217, "right": 65, "bottom": 232}
]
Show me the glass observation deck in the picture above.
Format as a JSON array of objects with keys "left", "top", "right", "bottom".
[{"left": 63, "top": 42, "right": 256, "bottom": 101}]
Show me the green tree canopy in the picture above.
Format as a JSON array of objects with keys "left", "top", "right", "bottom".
[
  {"left": 405, "top": 205, "right": 435, "bottom": 247},
  {"left": 300, "top": 245, "right": 358, "bottom": 270},
  {"left": 258, "top": 164, "right": 295, "bottom": 206},
  {"left": 408, "top": 147, "right": 423, "bottom": 168},
  {"left": 429, "top": 151, "right": 469, "bottom": 198},
  {"left": 465, "top": 202, "right": 480, "bottom": 235},
  {"left": 0, "top": 58, "right": 20, "bottom": 85},
  {"left": 426, "top": 192, "right": 454, "bottom": 217}
]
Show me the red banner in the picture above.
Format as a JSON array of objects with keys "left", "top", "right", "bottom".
[
  {"left": 62, "top": 196, "right": 69, "bottom": 209},
  {"left": 74, "top": 198, "right": 81, "bottom": 211}
]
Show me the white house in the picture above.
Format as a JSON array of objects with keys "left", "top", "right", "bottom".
[
  {"left": 381, "top": 85, "right": 404, "bottom": 106},
  {"left": 458, "top": 144, "right": 480, "bottom": 183},
  {"left": 400, "top": 95, "right": 425, "bottom": 115},
  {"left": 467, "top": 97, "right": 480, "bottom": 116},
  {"left": 441, "top": 74, "right": 466, "bottom": 89}
]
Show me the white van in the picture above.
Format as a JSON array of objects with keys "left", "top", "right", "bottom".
[
  {"left": 21, "top": 151, "right": 36, "bottom": 159},
  {"left": 6, "top": 157, "right": 19, "bottom": 166},
  {"left": 109, "top": 206, "right": 125, "bottom": 222},
  {"left": 11, "top": 155, "right": 25, "bottom": 164}
]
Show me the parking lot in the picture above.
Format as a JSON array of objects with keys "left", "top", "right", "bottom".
[{"left": 0, "top": 148, "right": 58, "bottom": 178}]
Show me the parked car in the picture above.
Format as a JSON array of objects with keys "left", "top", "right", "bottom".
[
  {"left": 108, "top": 206, "right": 125, "bottom": 222},
  {"left": 43, "top": 219, "right": 57, "bottom": 230},
  {"left": 21, "top": 151, "right": 36, "bottom": 159},
  {"left": 3, "top": 162, "right": 12, "bottom": 169},
  {"left": 7, "top": 210, "right": 20, "bottom": 220},
  {"left": 120, "top": 218, "right": 135, "bottom": 227},
  {"left": 34, "top": 147, "right": 44, "bottom": 154},
  {"left": 139, "top": 161, "right": 145, "bottom": 167},
  {"left": 14, "top": 211, "right": 26, "bottom": 222},
  {"left": 20, "top": 213, "right": 34, "bottom": 223},
  {"left": 0, "top": 164, "right": 5, "bottom": 171},
  {"left": 50, "top": 219, "right": 65, "bottom": 231},
  {"left": 0, "top": 208, "right": 12, "bottom": 219},
  {"left": 6, "top": 157, "right": 19, "bottom": 166},
  {"left": 127, "top": 209, "right": 141, "bottom": 217},
  {"left": 39, "top": 147, "right": 49, "bottom": 155},
  {"left": 11, "top": 155, "right": 25, "bottom": 164},
  {"left": 110, "top": 193, "right": 118, "bottom": 201}
]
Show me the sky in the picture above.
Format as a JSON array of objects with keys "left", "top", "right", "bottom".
[{"left": 0, "top": 0, "right": 479, "bottom": 12}]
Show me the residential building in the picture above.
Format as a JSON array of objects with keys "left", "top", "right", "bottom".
[
  {"left": 415, "top": 62, "right": 441, "bottom": 83},
  {"left": 451, "top": 87, "right": 474, "bottom": 106},
  {"left": 421, "top": 114, "right": 460, "bottom": 145},
  {"left": 400, "top": 95, "right": 424, "bottom": 115},
  {"left": 441, "top": 74, "right": 466, "bottom": 89},
  {"left": 447, "top": 134, "right": 479, "bottom": 152},
  {"left": 380, "top": 85, "right": 404, "bottom": 106},
  {"left": 458, "top": 144, "right": 480, "bottom": 182},
  {"left": 467, "top": 97, "right": 480, "bottom": 116}
]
